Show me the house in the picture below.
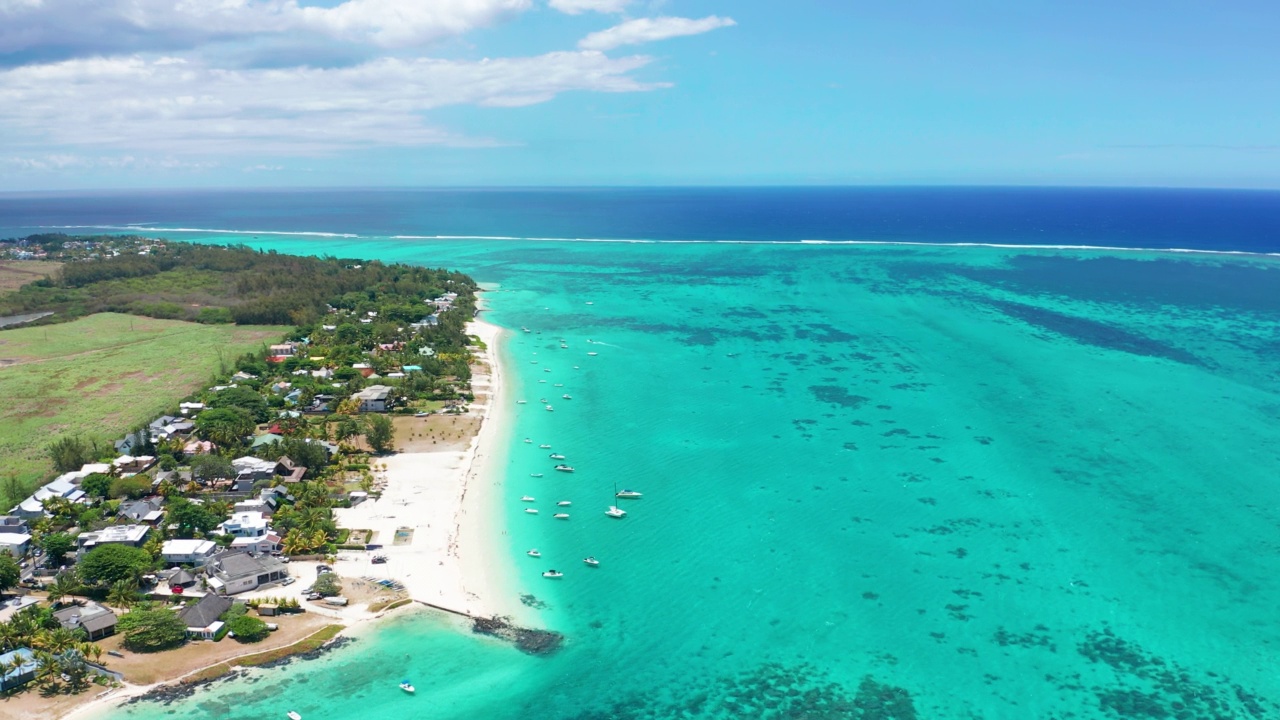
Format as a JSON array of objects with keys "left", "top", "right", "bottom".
[
  {"left": 178, "top": 593, "right": 233, "bottom": 639},
  {"left": 275, "top": 456, "right": 306, "bottom": 484},
  {"left": 233, "top": 498, "right": 271, "bottom": 516},
  {"left": 11, "top": 474, "right": 88, "bottom": 519},
  {"left": 251, "top": 433, "right": 284, "bottom": 449},
  {"left": 352, "top": 362, "right": 375, "bottom": 378},
  {"left": 268, "top": 343, "right": 296, "bottom": 357},
  {"left": 167, "top": 568, "right": 200, "bottom": 590},
  {"left": 0, "top": 532, "right": 32, "bottom": 557},
  {"left": 231, "top": 456, "right": 276, "bottom": 482},
  {"left": 161, "top": 539, "right": 219, "bottom": 567},
  {"left": 205, "top": 550, "right": 289, "bottom": 595},
  {"left": 178, "top": 402, "right": 205, "bottom": 415},
  {"left": 76, "top": 525, "right": 149, "bottom": 558},
  {"left": 412, "top": 316, "right": 439, "bottom": 330},
  {"left": 353, "top": 385, "right": 393, "bottom": 412},
  {"left": 219, "top": 511, "right": 269, "bottom": 538},
  {"left": 183, "top": 439, "right": 215, "bottom": 455},
  {"left": 0, "top": 597, "right": 40, "bottom": 624},
  {"left": 231, "top": 533, "right": 282, "bottom": 554},
  {"left": 0, "top": 516, "right": 29, "bottom": 534},
  {"left": 113, "top": 455, "right": 156, "bottom": 474},
  {"left": 53, "top": 602, "right": 117, "bottom": 641},
  {"left": 0, "top": 648, "right": 37, "bottom": 691},
  {"left": 119, "top": 497, "right": 165, "bottom": 524}
]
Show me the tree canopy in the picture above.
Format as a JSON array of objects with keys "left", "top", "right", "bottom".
[
  {"left": 40, "top": 532, "right": 76, "bottom": 565},
  {"left": 117, "top": 605, "right": 187, "bottom": 653},
  {"left": 0, "top": 554, "right": 20, "bottom": 595},
  {"left": 167, "top": 497, "right": 223, "bottom": 538},
  {"left": 225, "top": 614, "right": 270, "bottom": 643},
  {"left": 77, "top": 543, "right": 154, "bottom": 586},
  {"left": 365, "top": 414, "right": 395, "bottom": 454},
  {"left": 195, "top": 407, "right": 255, "bottom": 448}
]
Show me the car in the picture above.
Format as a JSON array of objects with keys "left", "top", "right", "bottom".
[
  {"left": 281, "top": 577, "right": 296, "bottom": 586},
  {"left": 306, "top": 593, "right": 322, "bottom": 601},
  {"left": 316, "top": 565, "right": 331, "bottom": 574},
  {"left": 371, "top": 555, "right": 387, "bottom": 564},
  {"left": 365, "top": 544, "right": 383, "bottom": 551}
]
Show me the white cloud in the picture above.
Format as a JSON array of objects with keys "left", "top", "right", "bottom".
[
  {"left": 578, "top": 15, "right": 735, "bottom": 51},
  {"left": 548, "top": 0, "right": 629, "bottom": 15},
  {"left": 0, "top": 52, "right": 667, "bottom": 154},
  {"left": 3, "top": 154, "right": 217, "bottom": 170}
]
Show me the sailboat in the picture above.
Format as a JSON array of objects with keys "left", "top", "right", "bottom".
[{"left": 605, "top": 482, "right": 627, "bottom": 518}]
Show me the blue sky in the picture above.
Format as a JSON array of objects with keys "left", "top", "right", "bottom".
[{"left": 1, "top": 1, "right": 1277, "bottom": 189}]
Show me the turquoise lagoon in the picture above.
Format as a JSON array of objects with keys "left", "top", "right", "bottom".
[{"left": 106, "top": 237, "right": 1280, "bottom": 719}]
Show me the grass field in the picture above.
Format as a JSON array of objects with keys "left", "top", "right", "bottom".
[
  {"left": 0, "top": 260, "right": 61, "bottom": 292},
  {"left": 0, "top": 312, "right": 288, "bottom": 494}
]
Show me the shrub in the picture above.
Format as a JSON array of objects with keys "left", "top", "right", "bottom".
[{"left": 226, "top": 614, "right": 270, "bottom": 643}]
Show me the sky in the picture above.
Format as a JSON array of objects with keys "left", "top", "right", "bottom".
[{"left": 1, "top": 1, "right": 1278, "bottom": 190}]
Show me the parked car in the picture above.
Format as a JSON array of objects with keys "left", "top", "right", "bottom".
[
  {"left": 306, "top": 593, "right": 322, "bottom": 601},
  {"left": 365, "top": 544, "right": 383, "bottom": 551},
  {"left": 316, "top": 565, "right": 332, "bottom": 574},
  {"left": 371, "top": 555, "right": 387, "bottom": 564},
  {"left": 415, "top": 411, "right": 429, "bottom": 417},
  {"left": 281, "top": 577, "right": 296, "bottom": 586}
]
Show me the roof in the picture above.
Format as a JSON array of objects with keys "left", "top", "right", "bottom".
[
  {"left": 0, "top": 648, "right": 36, "bottom": 683},
  {"left": 210, "top": 550, "right": 284, "bottom": 581},
  {"left": 354, "top": 385, "right": 392, "bottom": 401},
  {"left": 53, "top": 602, "right": 116, "bottom": 633},
  {"left": 178, "top": 593, "right": 233, "bottom": 630},
  {"left": 162, "top": 539, "right": 217, "bottom": 556},
  {"left": 170, "top": 569, "right": 198, "bottom": 586},
  {"left": 0, "top": 533, "right": 31, "bottom": 546},
  {"left": 79, "top": 524, "right": 149, "bottom": 546}
]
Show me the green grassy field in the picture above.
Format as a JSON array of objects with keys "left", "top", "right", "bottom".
[{"left": 0, "top": 313, "right": 288, "bottom": 496}]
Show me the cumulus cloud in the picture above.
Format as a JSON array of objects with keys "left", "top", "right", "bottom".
[
  {"left": 578, "top": 15, "right": 736, "bottom": 51},
  {"left": 548, "top": 0, "right": 629, "bottom": 15},
  {"left": 0, "top": 52, "right": 666, "bottom": 153}
]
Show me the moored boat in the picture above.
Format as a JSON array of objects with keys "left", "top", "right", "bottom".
[
  {"left": 530, "top": 473, "right": 544, "bottom": 477},
  {"left": 605, "top": 505, "right": 626, "bottom": 518},
  {"left": 525, "top": 508, "right": 539, "bottom": 514},
  {"left": 557, "top": 500, "right": 572, "bottom": 506},
  {"left": 554, "top": 465, "right": 574, "bottom": 472},
  {"left": 615, "top": 490, "right": 643, "bottom": 499},
  {"left": 539, "top": 443, "right": 551, "bottom": 448},
  {"left": 400, "top": 681, "right": 415, "bottom": 694},
  {"left": 521, "top": 496, "right": 535, "bottom": 502},
  {"left": 287, "top": 713, "right": 302, "bottom": 720},
  {"left": 554, "top": 513, "right": 570, "bottom": 519},
  {"left": 543, "top": 570, "right": 563, "bottom": 578},
  {"left": 549, "top": 453, "right": 566, "bottom": 460},
  {"left": 562, "top": 394, "right": 572, "bottom": 400},
  {"left": 527, "top": 549, "right": 541, "bottom": 557},
  {"left": 583, "top": 557, "right": 600, "bottom": 567}
]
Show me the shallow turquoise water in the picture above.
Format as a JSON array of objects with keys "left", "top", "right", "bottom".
[{"left": 107, "top": 239, "right": 1280, "bottom": 719}]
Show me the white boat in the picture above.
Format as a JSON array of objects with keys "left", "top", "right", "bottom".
[
  {"left": 615, "top": 490, "right": 643, "bottom": 499},
  {"left": 542, "top": 570, "right": 563, "bottom": 578},
  {"left": 557, "top": 501, "right": 572, "bottom": 506},
  {"left": 549, "top": 453, "right": 566, "bottom": 460},
  {"left": 525, "top": 508, "right": 539, "bottom": 514},
  {"left": 605, "top": 506, "right": 627, "bottom": 518},
  {"left": 521, "top": 496, "right": 536, "bottom": 502},
  {"left": 554, "top": 383, "right": 564, "bottom": 387},
  {"left": 562, "top": 394, "right": 572, "bottom": 400},
  {"left": 545, "top": 405, "right": 554, "bottom": 411},
  {"left": 523, "top": 438, "right": 532, "bottom": 443},
  {"left": 539, "top": 443, "right": 551, "bottom": 448},
  {"left": 287, "top": 713, "right": 302, "bottom": 720},
  {"left": 522, "top": 327, "right": 530, "bottom": 333},
  {"left": 530, "top": 473, "right": 544, "bottom": 478},
  {"left": 554, "top": 465, "right": 574, "bottom": 473},
  {"left": 554, "top": 513, "right": 570, "bottom": 519},
  {"left": 573, "top": 366, "right": 580, "bottom": 369},
  {"left": 544, "top": 368, "right": 551, "bottom": 373},
  {"left": 586, "top": 301, "right": 594, "bottom": 305},
  {"left": 583, "top": 557, "right": 600, "bottom": 567},
  {"left": 560, "top": 345, "right": 568, "bottom": 349},
  {"left": 539, "top": 379, "right": 546, "bottom": 383},
  {"left": 588, "top": 352, "right": 598, "bottom": 356},
  {"left": 539, "top": 398, "right": 548, "bottom": 403},
  {"left": 527, "top": 549, "right": 541, "bottom": 557},
  {"left": 517, "top": 400, "right": 527, "bottom": 404},
  {"left": 400, "top": 681, "right": 416, "bottom": 694}
]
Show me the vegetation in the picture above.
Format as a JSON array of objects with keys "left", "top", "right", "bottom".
[
  {"left": 364, "top": 414, "right": 395, "bottom": 454},
  {"left": 39, "top": 533, "right": 76, "bottom": 565},
  {"left": 0, "top": 605, "right": 103, "bottom": 695},
  {"left": 225, "top": 614, "right": 270, "bottom": 643},
  {"left": 311, "top": 573, "right": 342, "bottom": 597},
  {"left": 117, "top": 604, "right": 188, "bottom": 653},
  {"left": 77, "top": 544, "right": 154, "bottom": 586},
  {"left": 0, "top": 554, "right": 19, "bottom": 594}
]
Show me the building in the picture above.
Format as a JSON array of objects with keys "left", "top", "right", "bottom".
[
  {"left": 231, "top": 533, "right": 282, "bottom": 555},
  {"left": 76, "top": 524, "right": 149, "bottom": 558},
  {"left": 0, "top": 596, "right": 40, "bottom": 623},
  {"left": 11, "top": 473, "right": 89, "bottom": 519},
  {"left": 178, "top": 593, "right": 233, "bottom": 639},
  {"left": 0, "top": 648, "right": 37, "bottom": 692},
  {"left": 53, "top": 602, "right": 117, "bottom": 641},
  {"left": 119, "top": 497, "right": 165, "bottom": 524},
  {"left": 205, "top": 550, "right": 289, "bottom": 595},
  {"left": 220, "top": 511, "right": 269, "bottom": 538},
  {"left": 275, "top": 456, "right": 306, "bottom": 484},
  {"left": 0, "top": 532, "right": 31, "bottom": 557},
  {"left": 161, "top": 539, "right": 219, "bottom": 567},
  {"left": 353, "top": 385, "right": 393, "bottom": 412}
]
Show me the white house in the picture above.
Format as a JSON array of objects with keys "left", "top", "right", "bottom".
[
  {"left": 219, "top": 511, "right": 269, "bottom": 538},
  {"left": 230, "top": 533, "right": 282, "bottom": 554},
  {"left": 0, "top": 533, "right": 31, "bottom": 558},
  {"left": 161, "top": 539, "right": 219, "bottom": 567},
  {"left": 76, "top": 525, "right": 149, "bottom": 558}
]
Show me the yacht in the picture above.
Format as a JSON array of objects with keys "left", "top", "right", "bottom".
[
  {"left": 539, "top": 443, "right": 552, "bottom": 449},
  {"left": 605, "top": 506, "right": 627, "bottom": 518},
  {"left": 517, "top": 400, "right": 527, "bottom": 405},
  {"left": 554, "top": 465, "right": 574, "bottom": 473},
  {"left": 521, "top": 496, "right": 536, "bottom": 502},
  {"left": 549, "top": 453, "right": 566, "bottom": 460},
  {"left": 522, "top": 327, "right": 530, "bottom": 333},
  {"left": 557, "top": 501, "right": 572, "bottom": 506},
  {"left": 544, "top": 368, "right": 552, "bottom": 373},
  {"left": 554, "top": 513, "right": 570, "bottom": 519},
  {"left": 588, "top": 352, "right": 598, "bottom": 356},
  {"left": 400, "top": 681, "right": 416, "bottom": 694},
  {"left": 562, "top": 394, "right": 572, "bottom": 400},
  {"left": 525, "top": 508, "right": 539, "bottom": 514},
  {"left": 542, "top": 570, "right": 563, "bottom": 578},
  {"left": 527, "top": 549, "right": 541, "bottom": 557},
  {"left": 523, "top": 438, "right": 532, "bottom": 443},
  {"left": 583, "top": 557, "right": 600, "bottom": 567},
  {"left": 615, "top": 490, "right": 643, "bottom": 499}
]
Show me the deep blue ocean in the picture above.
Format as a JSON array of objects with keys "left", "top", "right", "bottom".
[{"left": 2, "top": 188, "right": 1279, "bottom": 719}]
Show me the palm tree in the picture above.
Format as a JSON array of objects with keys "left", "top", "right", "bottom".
[
  {"left": 107, "top": 579, "right": 138, "bottom": 610},
  {"left": 46, "top": 572, "right": 78, "bottom": 607}
]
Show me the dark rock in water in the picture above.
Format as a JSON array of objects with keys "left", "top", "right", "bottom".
[{"left": 473, "top": 615, "right": 564, "bottom": 655}]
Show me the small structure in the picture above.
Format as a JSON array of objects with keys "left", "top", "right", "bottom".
[
  {"left": 251, "top": 433, "right": 284, "bottom": 449},
  {"left": 0, "top": 596, "right": 40, "bottom": 623},
  {"left": 269, "top": 343, "right": 297, "bottom": 357},
  {"left": 353, "top": 385, "right": 393, "bottom": 412},
  {"left": 76, "top": 524, "right": 149, "bottom": 558},
  {"left": 178, "top": 402, "right": 205, "bottom": 414},
  {"left": 178, "top": 593, "right": 233, "bottom": 639},
  {"left": 0, "top": 648, "right": 37, "bottom": 692},
  {"left": 53, "top": 602, "right": 117, "bottom": 641},
  {"left": 205, "top": 550, "right": 289, "bottom": 595},
  {"left": 161, "top": 539, "right": 219, "bottom": 567}
]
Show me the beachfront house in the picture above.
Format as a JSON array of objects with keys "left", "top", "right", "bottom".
[
  {"left": 53, "top": 602, "right": 117, "bottom": 641},
  {"left": 75, "top": 524, "right": 150, "bottom": 558},
  {"left": 161, "top": 539, "right": 219, "bottom": 567},
  {"left": 178, "top": 593, "right": 233, "bottom": 639},
  {"left": 219, "top": 511, "right": 270, "bottom": 539},
  {"left": 0, "top": 597, "right": 40, "bottom": 623},
  {"left": 205, "top": 550, "right": 289, "bottom": 595},
  {"left": 353, "top": 384, "right": 393, "bottom": 412},
  {"left": 230, "top": 533, "right": 282, "bottom": 555},
  {"left": 0, "top": 648, "right": 37, "bottom": 691}
]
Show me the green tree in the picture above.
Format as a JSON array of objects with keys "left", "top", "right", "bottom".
[
  {"left": 77, "top": 544, "right": 153, "bottom": 586},
  {"left": 195, "top": 407, "right": 256, "bottom": 448},
  {"left": 45, "top": 571, "right": 80, "bottom": 606},
  {"left": 117, "top": 606, "right": 187, "bottom": 653},
  {"left": 167, "top": 497, "right": 222, "bottom": 538},
  {"left": 312, "top": 572, "right": 342, "bottom": 597},
  {"left": 190, "top": 453, "right": 234, "bottom": 482},
  {"left": 108, "top": 475, "right": 152, "bottom": 499},
  {"left": 40, "top": 533, "right": 76, "bottom": 565},
  {"left": 208, "top": 386, "right": 270, "bottom": 423},
  {"left": 47, "top": 435, "right": 94, "bottom": 472},
  {"left": 80, "top": 472, "right": 114, "bottom": 499},
  {"left": 365, "top": 414, "right": 395, "bottom": 454},
  {"left": 0, "top": 554, "right": 19, "bottom": 596},
  {"left": 108, "top": 578, "right": 140, "bottom": 609},
  {"left": 225, "top": 614, "right": 269, "bottom": 643}
]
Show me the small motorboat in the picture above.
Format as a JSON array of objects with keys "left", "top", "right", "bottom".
[
  {"left": 542, "top": 570, "right": 563, "bottom": 578},
  {"left": 521, "top": 496, "right": 536, "bottom": 502},
  {"left": 554, "top": 465, "right": 574, "bottom": 473},
  {"left": 539, "top": 443, "right": 551, "bottom": 448},
  {"left": 549, "top": 453, "right": 566, "bottom": 460},
  {"left": 586, "top": 301, "right": 594, "bottom": 305},
  {"left": 287, "top": 713, "right": 302, "bottom": 720},
  {"left": 615, "top": 490, "right": 643, "bottom": 499},
  {"left": 522, "top": 327, "right": 530, "bottom": 333},
  {"left": 525, "top": 508, "right": 539, "bottom": 514},
  {"left": 400, "top": 681, "right": 416, "bottom": 694},
  {"left": 573, "top": 365, "right": 580, "bottom": 369},
  {"left": 539, "top": 379, "right": 547, "bottom": 383},
  {"left": 554, "top": 383, "right": 564, "bottom": 387},
  {"left": 544, "top": 368, "right": 551, "bottom": 373},
  {"left": 527, "top": 549, "right": 541, "bottom": 557},
  {"left": 554, "top": 513, "right": 570, "bottom": 519},
  {"left": 545, "top": 405, "right": 555, "bottom": 412},
  {"left": 587, "top": 352, "right": 598, "bottom": 356},
  {"left": 560, "top": 344, "right": 568, "bottom": 349},
  {"left": 557, "top": 501, "right": 572, "bottom": 506},
  {"left": 517, "top": 400, "right": 527, "bottom": 404},
  {"left": 605, "top": 506, "right": 627, "bottom": 518},
  {"left": 523, "top": 438, "right": 532, "bottom": 444},
  {"left": 583, "top": 557, "right": 600, "bottom": 567},
  {"left": 562, "top": 394, "right": 572, "bottom": 400},
  {"left": 530, "top": 473, "right": 544, "bottom": 478}
]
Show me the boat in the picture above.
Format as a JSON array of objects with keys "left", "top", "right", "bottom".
[
  {"left": 545, "top": 405, "right": 554, "bottom": 411},
  {"left": 523, "top": 438, "right": 532, "bottom": 443},
  {"left": 605, "top": 506, "right": 627, "bottom": 518},
  {"left": 588, "top": 352, "right": 598, "bottom": 356},
  {"left": 517, "top": 400, "right": 527, "bottom": 404},
  {"left": 400, "top": 681, "right": 416, "bottom": 694},
  {"left": 554, "top": 465, "right": 574, "bottom": 473},
  {"left": 554, "top": 383, "right": 564, "bottom": 387},
  {"left": 557, "top": 501, "right": 572, "bottom": 506},
  {"left": 525, "top": 508, "right": 539, "bottom": 514},
  {"left": 527, "top": 549, "right": 541, "bottom": 557},
  {"left": 544, "top": 368, "right": 551, "bottom": 373},
  {"left": 522, "top": 327, "right": 530, "bottom": 333},
  {"left": 521, "top": 496, "right": 536, "bottom": 502},
  {"left": 560, "top": 344, "right": 568, "bottom": 349},
  {"left": 539, "top": 443, "right": 551, "bottom": 448},
  {"left": 573, "top": 365, "right": 580, "bottom": 369},
  {"left": 562, "top": 394, "right": 572, "bottom": 400},
  {"left": 554, "top": 513, "right": 570, "bottom": 519},
  {"left": 539, "top": 379, "right": 546, "bottom": 383},
  {"left": 530, "top": 473, "right": 544, "bottom": 478},
  {"left": 583, "top": 557, "right": 600, "bottom": 567},
  {"left": 549, "top": 453, "right": 566, "bottom": 460},
  {"left": 542, "top": 570, "right": 563, "bottom": 578},
  {"left": 287, "top": 712, "right": 302, "bottom": 720},
  {"left": 615, "top": 490, "right": 643, "bottom": 499},
  {"left": 539, "top": 398, "right": 548, "bottom": 404}
]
